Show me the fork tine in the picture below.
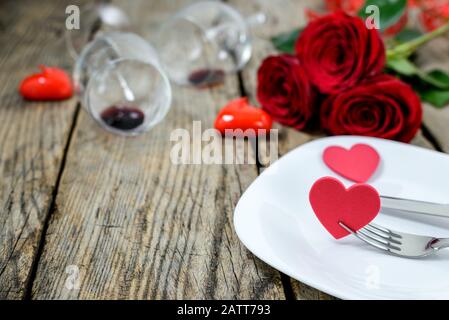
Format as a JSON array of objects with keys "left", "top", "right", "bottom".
[
  {"left": 341, "top": 222, "right": 438, "bottom": 258},
  {"left": 358, "top": 228, "right": 390, "bottom": 245},
  {"left": 364, "top": 225, "right": 402, "bottom": 245},
  {"left": 339, "top": 222, "right": 390, "bottom": 252},
  {"left": 358, "top": 228, "right": 402, "bottom": 251},
  {"left": 367, "top": 223, "right": 402, "bottom": 239}
]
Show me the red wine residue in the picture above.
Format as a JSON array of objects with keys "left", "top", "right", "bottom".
[
  {"left": 101, "top": 106, "right": 145, "bottom": 131},
  {"left": 188, "top": 69, "right": 225, "bottom": 89}
]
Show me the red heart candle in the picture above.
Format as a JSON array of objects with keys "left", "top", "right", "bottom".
[
  {"left": 214, "top": 97, "right": 272, "bottom": 136},
  {"left": 19, "top": 65, "right": 73, "bottom": 101}
]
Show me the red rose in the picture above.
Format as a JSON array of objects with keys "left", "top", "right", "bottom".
[
  {"left": 257, "top": 54, "right": 316, "bottom": 130},
  {"left": 295, "top": 12, "right": 385, "bottom": 94},
  {"left": 320, "top": 75, "right": 422, "bottom": 142}
]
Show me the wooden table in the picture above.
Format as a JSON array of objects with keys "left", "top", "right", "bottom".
[{"left": 1, "top": 0, "right": 448, "bottom": 300}]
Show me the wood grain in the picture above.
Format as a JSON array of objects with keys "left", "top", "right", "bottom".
[
  {"left": 0, "top": 0, "right": 82, "bottom": 299},
  {"left": 30, "top": 0, "right": 285, "bottom": 299}
]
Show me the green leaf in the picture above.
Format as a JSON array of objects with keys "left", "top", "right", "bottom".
[
  {"left": 358, "top": 0, "right": 407, "bottom": 31},
  {"left": 271, "top": 28, "right": 301, "bottom": 54},
  {"left": 387, "top": 58, "right": 449, "bottom": 89},
  {"left": 387, "top": 57, "right": 449, "bottom": 107},
  {"left": 394, "top": 29, "right": 423, "bottom": 43},
  {"left": 386, "top": 58, "right": 418, "bottom": 76},
  {"left": 416, "top": 70, "right": 449, "bottom": 89},
  {"left": 418, "top": 88, "right": 449, "bottom": 108},
  {"left": 418, "top": 71, "right": 449, "bottom": 89},
  {"left": 426, "top": 70, "right": 449, "bottom": 88}
]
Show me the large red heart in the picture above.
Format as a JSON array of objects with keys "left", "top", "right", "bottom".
[
  {"left": 309, "top": 176, "right": 380, "bottom": 239},
  {"left": 323, "top": 143, "right": 380, "bottom": 183},
  {"left": 19, "top": 65, "right": 73, "bottom": 101},
  {"left": 214, "top": 97, "right": 272, "bottom": 136}
]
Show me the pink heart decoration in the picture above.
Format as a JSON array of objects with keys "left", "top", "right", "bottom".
[
  {"left": 323, "top": 143, "right": 380, "bottom": 183},
  {"left": 309, "top": 176, "right": 380, "bottom": 239}
]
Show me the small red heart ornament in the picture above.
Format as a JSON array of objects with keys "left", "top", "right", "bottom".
[
  {"left": 323, "top": 143, "right": 380, "bottom": 183},
  {"left": 309, "top": 176, "right": 380, "bottom": 239},
  {"left": 214, "top": 97, "right": 272, "bottom": 136},
  {"left": 19, "top": 65, "right": 73, "bottom": 101}
]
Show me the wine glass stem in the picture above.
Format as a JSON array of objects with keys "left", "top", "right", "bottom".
[
  {"left": 204, "top": 11, "right": 267, "bottom": 40},
  {"left": 245, "top": 12, "right": 267, "bottom": 28},
  {"left": 117, "top": 72, "right": 135, "bottom": 101}
]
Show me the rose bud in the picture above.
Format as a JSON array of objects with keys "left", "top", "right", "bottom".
[
  {"left": 257, "top": 54, "right": 316, "bottom": 130},
  {"left": 320, "top": 74, "right": 422, "bottom": 143},
  {"left": 295, "top": 11, "right": 385, "bottom": 94}
]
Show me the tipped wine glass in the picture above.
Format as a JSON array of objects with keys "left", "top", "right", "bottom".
[
  {"left": 154, "top": 1, "right": 266, "bottom": 88},
  {"left": 73, "top": 32, "right": 172, "bottom": 136}
]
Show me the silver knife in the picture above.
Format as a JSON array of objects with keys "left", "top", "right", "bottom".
[{"left": 381, "top": 196, "right": 449, "bottom": 218}]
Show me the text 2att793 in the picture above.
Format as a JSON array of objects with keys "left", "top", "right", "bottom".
[{"left": 221, "top": 304, "right": 270, "bottom": 315}]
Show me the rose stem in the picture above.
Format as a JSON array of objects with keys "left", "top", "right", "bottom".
[{"left": 387, "top": 21, "right": 449, "bottom": 60}]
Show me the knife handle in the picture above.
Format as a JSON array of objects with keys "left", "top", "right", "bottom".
[{"left": 380, "top": 196, "right": 449, "bottom": 218}]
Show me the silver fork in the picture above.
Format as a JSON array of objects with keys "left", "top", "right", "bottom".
[{"left": 339, "top": 222, "right": 449, "bottom": 258}]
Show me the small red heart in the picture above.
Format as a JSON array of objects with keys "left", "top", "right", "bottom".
[
  {"left": 19, "top": 65, "right": 73, "bottom": 101},
  {"left": 323, "top": 144, "right": 380, "bottom": 183},
  {"left": 309, "top": 176, "right": 380, "bottom": 239},
  {"left": 214, "top": 97, "right": 272, "bottom": 136}
]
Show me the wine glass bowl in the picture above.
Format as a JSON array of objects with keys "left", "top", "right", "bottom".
[
  {"left": 74, "top": 32, "right": 172, "bottom": 136},
  {"left": 155, "top": 1, "right": 252, "bottom": 87}
]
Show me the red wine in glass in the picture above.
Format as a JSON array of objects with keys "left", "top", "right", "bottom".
[
  {"left": 188, "top": 69, "right": 225, "bottom": 89},
  {"left": 101, "top": 105, "right": 145, "bottom": 131}
]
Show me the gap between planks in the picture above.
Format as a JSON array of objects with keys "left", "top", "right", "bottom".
[
  {"left": 21, "top": 0, "right": 96, "bottom": 298},
  {"left": 235, "top": 56, "right": 297, "bottom": 300},
  {"left": 23, "top": 103, "right": 81, "bottom": 300}
]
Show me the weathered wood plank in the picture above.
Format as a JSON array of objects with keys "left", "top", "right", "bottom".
[
  {"left": 0, "top": 0, "right": 83, "bottom": 299},
  {"left": 31, "top": 0, "right": 285, "bottom": 299}
]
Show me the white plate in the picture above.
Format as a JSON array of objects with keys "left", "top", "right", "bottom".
[{"left": 234, "top": 136, "right": 449, "bottom": 300}]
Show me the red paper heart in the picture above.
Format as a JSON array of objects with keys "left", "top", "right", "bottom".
[
  {"left": 323, "top": 143, "right": 380, "bottom": 183},
  {"left": 214, "top": 97, "right": 272, "bottom": 136},
  {"left": 19, "top": 65, "right": 73, "bottom": 101},
  {"left": 309, "top": 176, "right": 380, "bottom": 239}
]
